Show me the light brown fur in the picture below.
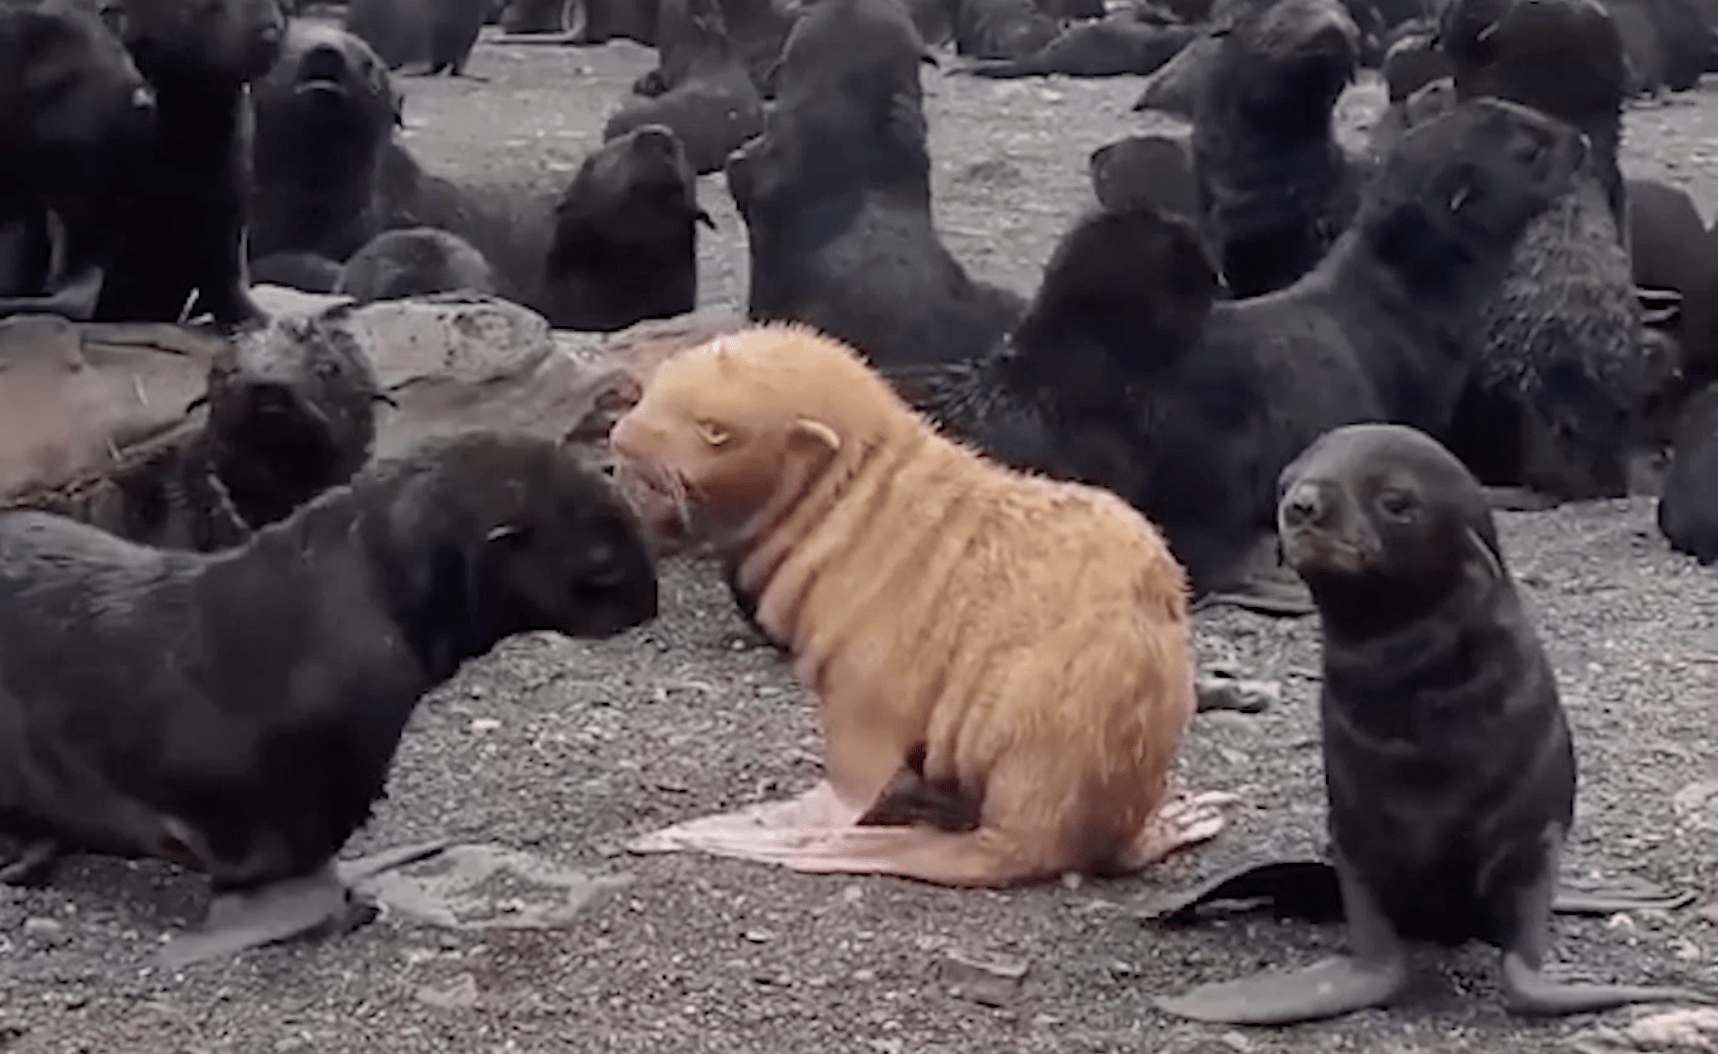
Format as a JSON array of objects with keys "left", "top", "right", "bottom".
[{"left": 610, "top": 323, "right": 1225, "bottom": 886}]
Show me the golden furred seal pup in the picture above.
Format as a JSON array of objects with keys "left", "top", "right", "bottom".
[{"left": 612, "top": 323, "right": 1225, "bottom": 886}]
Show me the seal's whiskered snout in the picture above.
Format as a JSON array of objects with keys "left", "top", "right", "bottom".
[{"left": 1279, "top": 480, "right": 1333, "bottom": 531}]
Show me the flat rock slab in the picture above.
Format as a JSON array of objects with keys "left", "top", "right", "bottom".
[
  {"left": 340, "top": 843, "right": 631, "bottom": 931},
  {"left": 0, "top": 315, "right": 225, "bottom": 494},
  {"left": 2, "top": 294, "right": 743, "bottom": 502}
]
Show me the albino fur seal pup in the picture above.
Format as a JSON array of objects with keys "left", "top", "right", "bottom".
[
  {"left": 1156, "top": 423, "right": 1712, "bottom": 1023},
  {"left": 613, "top": 324, "right": 1225, "bottom": 886},
  {"left": 0, "top": 431, "right": 658, "bottom": 964}
]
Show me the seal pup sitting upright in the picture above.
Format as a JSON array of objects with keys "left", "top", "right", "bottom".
[
  {"left": 614, "top": 324, "right": 1226, "bottom": 886},
  {"left": 1156, "top": 423, "right": 1711, "bottom": 1024},
  {"left": 727, "top": 0, "right": 1025, "bottom": 368},
  {"left": 0, "top": 431, "right": 658, "bottom": 964},
  {"left": 1191, "top": 0, "right": 1363, "bottom": 299},
  {"left": 601, "top": 0, "right": 764, "bottom": 176}
]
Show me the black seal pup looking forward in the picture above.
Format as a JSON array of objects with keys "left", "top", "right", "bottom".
[
  {"left": 1156, "top": 423, "right": 1711, "bottom": 1023},
  {"left": 0, "top": 431, "right": 658, "bottom": 965}
]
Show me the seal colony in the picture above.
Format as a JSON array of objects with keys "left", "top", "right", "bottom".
[{"left": 614, "top": 325, "right": 1226, "bottom": 885}]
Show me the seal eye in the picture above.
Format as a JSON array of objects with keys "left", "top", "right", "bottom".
[{"left": 1377, "top": 490, "right": 1416, "bottom": 520}]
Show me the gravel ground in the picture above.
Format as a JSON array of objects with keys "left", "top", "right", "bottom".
[{"left": 4, "top": 28, "right": 1718, "bottom": 1054}]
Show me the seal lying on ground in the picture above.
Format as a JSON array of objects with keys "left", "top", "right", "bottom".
[
  {"left": 5, "top": 305, "right": 386, "bottom": 549},
  {"left": 0, "top": 431, "right": 658, "bottom": 964},
  {"left": 335, "top": 226, "right": 496, "bottom": 301},
  {"left": 602, "top": 0, "right": 764, "bottom": 175},
  {"left": 1156, "top": 423, "right": 1713, "bottom": 1024},
  {"left": 0, "top": 4, "right": 157, "bottom": 321},
  {"left": 250, "top": 23, "right": 403, "bottom": 264},
  {"left": 728, "top": 0, "right": 1024, "bottom": 367},
  {"left": 539, "top": 125, "right": 714, "bottom": 332},
  {"left": 345, "top": 0, "right": 486, "bottom": 75},
  {"left": 614, "top": 325, "right": 1226, "bottom": 885},
  {"left": 1191, "top": 0, "right": 1363, "bottom": 299},
  {"left": 961, "top": 15, "right": 1198, "bottom": 78},
  {"left": 952, "top": 0, "right": 1058, "bottom": 58}
]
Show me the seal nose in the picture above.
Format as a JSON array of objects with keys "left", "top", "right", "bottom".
[
  {"left": 131, "top": 84, "right": 157, "bottom": 114},
  {"left": 1280, "top": 481, "right": 1329, "bottom": 529}
]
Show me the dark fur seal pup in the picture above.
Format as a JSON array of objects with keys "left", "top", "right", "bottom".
[
  {"left": 1191, "top": 0, "right": 1363, "bottom": 299},
  {"left": 962, "top": 15, "right": 1198, "bottom": 77},
  {"left": 1088, "top": 134, "right": 1198, "bottom": 220},
  {"left": 539, "top": 125, "right": 713, "bottom": 333},
  {"left": 1629, "top": 177, "right": 1718, "bottom": 394},
  {"left": 0, "top": 431, "right": 658, "bottom": 965},
  {"left": 1439, "top": 0, "right": 1648, "bottom": 500},
  {"left": 1156, "top": 423, "right": 1713, "bottom": 1023},
  {"left": 603, "top": 0, "right": 764, "bottom": 175},
  {"left": 992, "top": 99, "right": 1579, "bottom": 597},
  {"left": 953, "top": 0, "right": 1059, "bottom": 58},
  {"left": 6, "top": 306, "right": 385, "bottom": 547},
  {"left": 0, "top": 4, "right": 156, "bottom": 320},
  {"left": 90, "top": 0, "right": 287, "bottom": 329},
  {"left": 345, "top": 0, "right": 486, "bottom": 75},
  {"left": 334, "top": 226, "right": 497, "bottom": 302},
  {"left": 250, "top": 24, "right": 403, "bottom": 264},
  {"left": 728, "top": 0, "right": 1025, "bottom": 367},
  {"left": 251, "top": 251, "right": 344, "bottom": 293},
  {"left": 886, "top": 206, "right": 1219, "bottom": 514},
  {"left": 1657, "top": 382, "right": 1718, "bottom": 563}
]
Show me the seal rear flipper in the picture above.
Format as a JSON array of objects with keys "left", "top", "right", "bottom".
[
  {"left": 157, "top": 863, "right": 376, "bottom": 969},
  {"left": 1496, "top": 829, "right": 1713, "bottom": 1015},
  {"left": 1156, "top": 852, "right": 1411, "bottom": 1024}
]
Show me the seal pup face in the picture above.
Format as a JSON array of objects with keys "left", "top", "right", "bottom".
[
  {"left": 410, "top": 436, "right": 661, "bottom": 641},
  {"left": 1, "top": 7, "right": 157, "bottom": 189},
  {"left": 610, "top": 324, "right": 903, "bottom": 543},
  {"left": 550, "top": 125, "right": 712, "bottom": 260},
  {"left": 255, "top": 23, "right": 399, "bottom": 141},
  {"left": 1364, "top": 98, "right": 1585, "bottom": 272},
  {"left": 1277, "top": 423, "right": 1504, "bottom": 621},
  {"left": 1220, "top": 0, "right": 1360, "bottom": 122},
  {"left": 123, "top": 0, "right": 288, "bottom": 82},
  {"left": 200, "top": 307, "right": 385, "bottom": 524}
]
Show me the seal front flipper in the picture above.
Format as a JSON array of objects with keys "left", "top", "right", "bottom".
[
  {"left": 0, "top": 838, "right": 62, "bottom": 886},
  {"left": 158, "top": 862, "right": 377, "bottom": 969},
  {"left": 1497, "top": 827, "right": 1713, "bottom": 1015},
  {"left": 1155, "top": 852, "right": 1410, "bottom": 1024},
  {"left": 1144, "top": 858, "right": 1342, "bottom": 924}
]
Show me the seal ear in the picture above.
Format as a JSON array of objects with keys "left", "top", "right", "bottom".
[
  {"left": 1464, "top": 525, "right": 1506, "bottom": 582},
  {"left": 487, "top": 523, "right": 523, "bottom": 543},
  {"left": 790, "top": 418, "right": 841, "bottom": 453}
]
